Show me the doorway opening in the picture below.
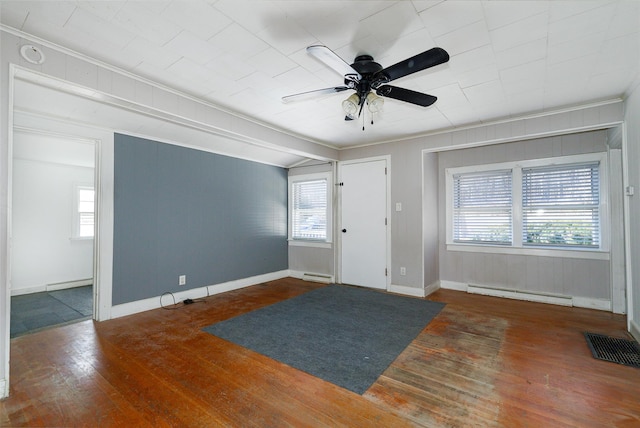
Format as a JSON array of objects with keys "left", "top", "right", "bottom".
[{"left": 10, "top": 128, "right": 97, "bottom": 337}]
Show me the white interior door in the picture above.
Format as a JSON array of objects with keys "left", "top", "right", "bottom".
[{"left": 340, "top": 159, "right": 388, "bottom": 289}]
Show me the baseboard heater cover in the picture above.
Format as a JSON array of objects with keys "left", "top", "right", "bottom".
[
  {"left": 302, "top": 273, "right": 333, "bottom": 284},
  {"left": 467, "top": 284, "right": 573, "bottom": 306}
]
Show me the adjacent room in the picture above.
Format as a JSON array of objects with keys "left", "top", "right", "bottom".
[{"left": 1, "top": 1, "right": 639, "bottom": 426}]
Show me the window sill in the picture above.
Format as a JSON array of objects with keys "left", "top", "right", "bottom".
[
  {"left": 446, "top": 243, "right": 609, "bottom": 260},
  {"left": 70, "top": 236, "right": 94, "bottom": 242},
  {"left": 288, "top": 239, "right": 332, "bottom": 249}
]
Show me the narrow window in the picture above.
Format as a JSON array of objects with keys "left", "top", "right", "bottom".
[
  {"left": 290, "top": 176, "right": 330, "bottom": 241},
  {"left": 74, "top": 185, "right": 95, "bottom": 238}
]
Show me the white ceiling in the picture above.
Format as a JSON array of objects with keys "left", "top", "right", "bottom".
[{"left": 2, "top": 0, "right": 639, "bottom": 150}]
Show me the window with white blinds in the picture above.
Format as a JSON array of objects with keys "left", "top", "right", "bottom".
[
  {"left": 446, "top": 153, "right": 605, "bottom": 252},
  {"left": 453, "top": 170, "right": 512, "bottom": 244},
  {"left": 522, "top": 162, "right": 600, "bottom": 248},
  {"left": 290, "top": 175, "right": 330, "bottom": 241},
  {"left": 73, "top": 185, "right": 95, "bottom": 239}
]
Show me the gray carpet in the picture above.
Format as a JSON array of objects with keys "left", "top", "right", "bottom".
[
  {"left": 11, "top": 286, "right": 93, "bottom": 338},
  {"left": 203, "top": 285, "right": 445, "bottom": 394}
]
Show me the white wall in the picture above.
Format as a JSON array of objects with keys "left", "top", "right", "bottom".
[
  {"left": 437, "top": 131, "right": 611, "bottom": 305},
  {"left": 624, "top": 82, "right": 640, "bottom": 340},
  {"left": 12, "top": 158, "right": 94, "bottom": 294},
  {"left": 287, "top": 163, "right": 335, "bottom": 278},
  {"left": 422, "top": 152, "right": 439, "bottom": 288},
  {"left": 340, "top": 101, "right": 624, "bottom": 293}
]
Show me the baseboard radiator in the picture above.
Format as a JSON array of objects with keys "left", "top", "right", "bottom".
[
  {"left": 467, "top": 284, "right": 573, "bottom": 306},
  {"left": 302, "top": 273, "right": 333, "bottom": 284}
]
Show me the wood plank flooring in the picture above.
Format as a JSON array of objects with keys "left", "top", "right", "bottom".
[{"left": 2, "top": 277, "right": 639, "bottom": 427}]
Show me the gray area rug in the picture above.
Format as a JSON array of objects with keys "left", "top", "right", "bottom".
[
  {"left": 203, "top": 285, "right": 445, "bottom": 394},
  {"left": 11, "top": 285, "right": 93, "bottom": 338}
]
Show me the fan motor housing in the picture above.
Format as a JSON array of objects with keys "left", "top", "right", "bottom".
[{"left": 351, "top": 55, "right": 383, "bottom": 75}]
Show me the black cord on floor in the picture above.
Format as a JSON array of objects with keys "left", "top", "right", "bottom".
[
  {"left": 161, "top": 291, "right": 207, "bottom": 309},
  {"left": 160, "top": 292, "right": 181, "bottom": 310}
]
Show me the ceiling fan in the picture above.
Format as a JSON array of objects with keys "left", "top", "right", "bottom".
[{"left": 282, "top": 45, "right": 450, "bottom": 121}]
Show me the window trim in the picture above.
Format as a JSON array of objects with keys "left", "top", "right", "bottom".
[
  {"left": 445, "top": 152, "right": 609, "bottom": 256},
  {"left": 288, "top": 171, "right": 333, "bottom": 247},
  {"left": 71, "top": 183, "right": 95, "bottom": 240}
]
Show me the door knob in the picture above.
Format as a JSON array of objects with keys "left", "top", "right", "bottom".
[{"left": 342, "top": 228, "right": 347, "bottom": 233}]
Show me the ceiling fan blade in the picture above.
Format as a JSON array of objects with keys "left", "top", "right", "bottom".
[
  {"left": 376, "top": 85, "right": 437, "bottom": 107},
  {"left": 307, "top": 45, "right": 362, "bottom": 81},
  {"left": 377, "top": 47, "right": 449, "bottom": 83},
  {"left": 282, "top": 86, "right": 350, "bottom": 103}
]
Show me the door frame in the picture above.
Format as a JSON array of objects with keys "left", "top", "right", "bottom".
[
  {"left": 4, "top": 65, "right": 113, "bottom": 398},
  {"left": 337, "top": 155, "right": 391, "bottom": 290}
]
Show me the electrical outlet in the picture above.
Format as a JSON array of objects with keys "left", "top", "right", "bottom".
[
  {"left": 400, "top": 267, "right": 406, "bottom": 276},
  {"left": 179, "top": 275, "right": 186, "bottom": 286}
]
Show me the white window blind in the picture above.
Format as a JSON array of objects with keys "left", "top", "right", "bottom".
[
  {"left": 73, "top": 186, "right": 95, "bottom": 238},
  {"left": 453, "top": 170, "right": 512, "bottom": 244},
  {"left": 522, "top": 162, "right": 600, "bottom": 248},
  {"left": 291, "top": 178, "right": 327, "bottom": 240}
]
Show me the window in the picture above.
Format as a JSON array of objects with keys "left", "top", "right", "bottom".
[
  {"left": 522, "top": 162, "right": 600, "bottom": 248},
  {"left": 73, "top": 185, "right": 95, "bottom": 239},
  {"left": 446, "top": 153, "right": 606, "bottom": 252},
  {"left": 288, "top": 172, "right": 332, "bottom": 244},
  {"left": 453, "top": 170, "right": 512, "bottom": 245}
]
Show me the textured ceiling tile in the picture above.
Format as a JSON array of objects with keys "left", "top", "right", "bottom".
[
  {"left": 208, "top": 23, "right": 270, "bottom": 58},
  {"left": 163, "top": 30, "right": 223, "bottom": 66},
  {"left": 434, "top": 20, "right": 491, "bottom": 56},
  {"left": 213, "top": 0, "right": 279, "bottom": 33},
  {"left": 549, "top": 0, "right": 616, "bottom": 22},
  {"left": 546, "top": 31, "right": 604, "bottom": 65},
  {"left": 124, "top": 37, "right": 183, "bottom": 70},
  {"left": 161, "top": 1, "right": 232, "bottom": 40},
  {"left": 548, "top": 3, "right": 616, "bottom": 45},
  {"left": 76, "top": 1, "right": 125, "bottom": 21},
  {"left": 489, "top": 12, "right": 549, "bottom": 52},
  {"left": 450, "top": 44, "right": 496, "bottom": 74},
  {"left": 358, "top": 1, "right": 425, "bottom": 43},
  {"left": 250, "top": 48, "right": 298, "bottom": 78},
  {"left": 482, "top": 1, "right": 549, "bottom": 30},
  {"left": 494, "top": 37, "right": 547, "bottom": 70},
  {"left": 64, "top": 7, "right": 136, "bottom": 50},
  {"left": 420, "top": 0, "right": 484, "bottom": 38},
  {"left": 112, "top": 1, "right": 181, "bottom": 46},
  {"left": 257, "top": 18, "right": 317, "bottom": 56}
]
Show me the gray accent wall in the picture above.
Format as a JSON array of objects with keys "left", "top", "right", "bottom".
[{"left": 113, "top": 133, "right": 288, "bottom": 305}]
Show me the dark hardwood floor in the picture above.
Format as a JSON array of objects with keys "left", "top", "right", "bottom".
[{"left": 2, "top": 277, "right": 638, "bottom": 427}]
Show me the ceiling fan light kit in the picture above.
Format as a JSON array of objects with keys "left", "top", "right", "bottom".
[{"left": 283, "top": 44, "right": 450, "bottom": 126}]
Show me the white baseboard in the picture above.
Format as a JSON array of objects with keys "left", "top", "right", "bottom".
[
  {"left": 440, "top": 280, "right": 611, "bottom": 311},
  {"left": 11, "top": 279, "right": 93, "bottom": 296},
  {"left": 630, "top": 319, "right": 640, "bottom": 343},
  {"left": 388, "top": 284, "right": 425, "bottom": 298},
  {"left": 424, "top": 280, "right": 441, "bottom": 297},
  {"left": 110, "top": 270, "right": 290, "bottom": 319},
  {"left": 572, "top": 296, "right": 612, "bottom": 311},
  {"left": 289, "top": 270, "right": 334, "bottom": 284},
  {"left": 467, "top": 284, "right": 573, "bottom": 306},
  {"left": 47, "top": 278, "right": 92, "bottom": 292},
  {"left": 439, "top": 280, "right": 467, "bottom": 291},
  {"left": 11, "top": 285, "right": 46, "bottom": 296},
  {"left": 0, "top": 378, "right": 7, "bottom": 399}
]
